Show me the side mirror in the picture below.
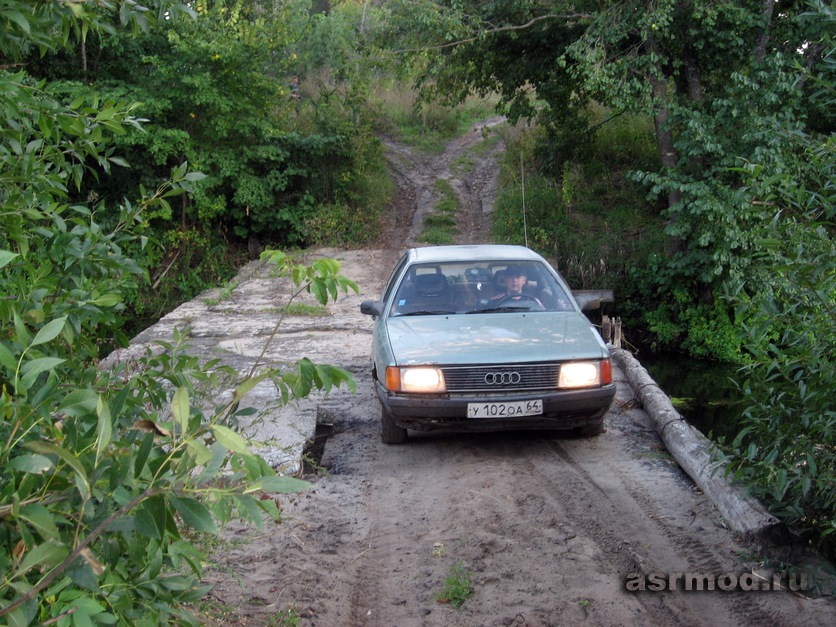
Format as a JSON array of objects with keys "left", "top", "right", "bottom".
[{"left": 360, "top": 300, "right": 383, "bottom": 317}]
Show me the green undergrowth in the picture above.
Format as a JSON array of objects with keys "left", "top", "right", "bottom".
[
  {"left": 493, "top": 115, "right": 666, "bottom": 302},
  {"left": 435, "top": 562, "right": 474, "bottom": 609},
  {"left": 371, "top": 79, "right": 499, "bottom": 152}
]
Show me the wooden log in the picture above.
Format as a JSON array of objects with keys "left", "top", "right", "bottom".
[{"left": 611, "top": 348, "right": 789, "bottom": 548}]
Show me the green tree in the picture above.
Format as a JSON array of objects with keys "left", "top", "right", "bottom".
[
  {"left": 1, "top": 2, "right": 359, "bottom": 622},
  {"left": 20, "top": 0, "right": 389, "bottom": 322}
]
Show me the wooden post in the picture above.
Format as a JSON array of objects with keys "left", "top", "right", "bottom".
[
  {"left": 612, "top": 317, "right": 622, "bottom": 348},
  {"left": 601, "top": 315, "right": 612, "bottom": 344}
]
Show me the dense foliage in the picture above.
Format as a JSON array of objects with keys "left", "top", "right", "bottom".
[
  {"left": 20, "top": 0, "right": 391, "bottom": 324},
  {"left": 721, "top": 127, "right": 835, "bottom": 557},
  {"left": 1, "top": 1, "right": 360, "bottom": 623},
  {"left": 381, "top": 0, "right": 832, "bottom": 357}
]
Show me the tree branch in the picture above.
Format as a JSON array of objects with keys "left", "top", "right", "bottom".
[{"left": 388, "top": 13, "right": 593, "bottom": 54}]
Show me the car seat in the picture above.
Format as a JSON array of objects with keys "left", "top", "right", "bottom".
[{"left": 413, "top": 273, "right": 451, "bottom": 306}]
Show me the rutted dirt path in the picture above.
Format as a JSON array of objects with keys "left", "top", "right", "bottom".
[{"left": 202, "top": 121, "right": 833, "bottom": 626}]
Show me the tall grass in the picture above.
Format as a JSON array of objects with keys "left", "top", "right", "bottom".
[
  {"left": 417, "top": 179, "right": 459, "bottom": 244},
  {"left": 370, "top": 78, "right": 499, "bottom": 151},
  {"left": 493, "top": 115, "right": 666, "bottom": 298}
]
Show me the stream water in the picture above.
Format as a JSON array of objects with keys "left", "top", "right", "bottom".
[{"left": 635, "top": 351, "right": 746, "bottom": 444}]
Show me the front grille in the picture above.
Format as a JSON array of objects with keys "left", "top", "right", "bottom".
[{"left": 441, "top": 363, "right": 560, "bottom": 393}]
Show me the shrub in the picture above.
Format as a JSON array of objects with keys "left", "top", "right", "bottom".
[{"left": 720, "top": 220, "right": 835, "bottom": 558}]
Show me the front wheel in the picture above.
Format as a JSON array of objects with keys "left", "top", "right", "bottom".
[{"left": 381, "top": 407, "right": 408, "bottom": 444}]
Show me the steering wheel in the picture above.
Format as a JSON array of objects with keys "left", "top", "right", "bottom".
[{"left": 497, "top": 293, "right": 544, "bottom": 310}]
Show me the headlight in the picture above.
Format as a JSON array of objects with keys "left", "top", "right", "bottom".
[
  {"left": 559, "top": 361, "right": 610, "bottom": 388},
  {"left": 385, "top": 366, "right": 446, "bottom": 393}
]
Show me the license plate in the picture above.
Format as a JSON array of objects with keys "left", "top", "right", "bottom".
[{"left": 467, "top": 399, "right": 543, "bottom": 418}]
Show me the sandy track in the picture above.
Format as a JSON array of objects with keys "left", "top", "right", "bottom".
[{"left": 203, "top": 121, "right": 833, "bottom": 625}]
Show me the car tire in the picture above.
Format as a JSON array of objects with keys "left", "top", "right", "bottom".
[
  {"left": 381, "top": 407, "right": 408, "bottom": 444},
  {"left": 575, "top": 419, "right": 605, "bottom": 437}
]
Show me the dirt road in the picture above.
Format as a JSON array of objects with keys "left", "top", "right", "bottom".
[{"left": 203, "top": 121, "right": 833, "bottom": 626}]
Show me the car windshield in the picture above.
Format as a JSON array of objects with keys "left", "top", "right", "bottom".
[{"left": 389, "top": 260, "right": 574, "bottom": 316}]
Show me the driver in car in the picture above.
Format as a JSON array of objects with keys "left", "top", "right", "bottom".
[{"left": 486, "top": 267, "right": 543, "bottom": 308}]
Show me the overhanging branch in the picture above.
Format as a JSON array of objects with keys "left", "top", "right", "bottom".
[{"left": 389, "top": 13, "right": 593, "bottom": 54}]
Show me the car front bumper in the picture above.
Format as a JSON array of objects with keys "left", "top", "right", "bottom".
[{"left": 373, "top": 380, "right": 616, "bottom": 432}]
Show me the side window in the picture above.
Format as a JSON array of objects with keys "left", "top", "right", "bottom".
[{"left": 381, "top": 254, "right": 409, "bottom": 306}]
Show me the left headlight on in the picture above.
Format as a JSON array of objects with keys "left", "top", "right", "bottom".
[
  {"left": 558, "top": 359, "right": 612, "bottom": 389},
  {"left": 386, "top": 366, "right": 446, "bottom": 393}
]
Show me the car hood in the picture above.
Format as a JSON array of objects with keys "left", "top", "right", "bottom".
[{"left": 385, "top": 312, "right": 608, "bottom": 365}]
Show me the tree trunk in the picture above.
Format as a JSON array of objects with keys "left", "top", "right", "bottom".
[
  {"left": 644, "top": 34, "right": 687, "bottom": 255},
  {"left": 753, "top": 0, "right": 775, "bottom": 64}
]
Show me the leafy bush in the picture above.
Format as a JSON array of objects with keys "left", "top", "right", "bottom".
[
  {"left": 719, "top": 157, "right": 835, "bottom": 558},
  {"left": 1, "top": 4, "right": 361, "bottom": 621},
  {"left": 642, "top": 286, "right": 743, "bottom": 363},
  {"left": 1, "top": 216, "right": 359, "bottom": 624},
  {"left": 123, "top": 227, "right": 249, "bottom": 331}
]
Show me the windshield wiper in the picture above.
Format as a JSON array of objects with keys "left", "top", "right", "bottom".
[
  {"left": 468, "top": 305, "right": 529, "bottom": 313},
  {"left": 397, "top": 309, "right": 456, "bottom": 316}
]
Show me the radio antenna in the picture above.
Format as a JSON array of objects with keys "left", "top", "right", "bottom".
[{"left": 521, "top": 151, "right": 529, "bottom": 248}]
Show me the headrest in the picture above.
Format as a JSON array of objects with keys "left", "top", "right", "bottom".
[{"left": 414, "top": 274, "right": 448, "bottom": 296}]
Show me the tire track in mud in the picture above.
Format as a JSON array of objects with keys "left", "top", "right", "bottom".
[
  {"left": 382, "top": 116, "right": 505, "bottom": 248},
  {"left": 536, "top": 432, "right": 791, "bottom": 627}
]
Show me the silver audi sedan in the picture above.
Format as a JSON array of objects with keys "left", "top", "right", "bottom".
[{"left": 360, "top": 245, "right": 616, "bottom": 443}]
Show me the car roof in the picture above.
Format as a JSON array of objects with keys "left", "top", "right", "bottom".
[{"left": 405, "top": 245, "right": 546, "bottom": 264}]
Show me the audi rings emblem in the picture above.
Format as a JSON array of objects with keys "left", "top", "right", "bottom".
[{"left": 484, "top": 371, "right": 521, "bottom": 385}]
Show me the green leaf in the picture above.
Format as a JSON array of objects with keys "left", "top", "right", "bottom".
[
  {"left": 89, "top": 293, "right": 122, "bottom": 307},
  {"left": 211, "top": 425, "right": 249, "bottom": 455},
  {"left": 15, "top": 540, "right": 68, "bottom": 577},
  {"left": 108, "top": 156, "right": 130, "bottom": 167},
  {"left": 69, "top": 596, "right": 106, "bottom": 620},
  {"left": 186, "top": 439, "right": 212, "bottom": 466},
  {"left": 30, "top": 316, "right": 68, "bottom": 347},
  {"left": 17, "top": 503, "right": 60, "bottom": 540},
  {"left": 0, "top": 249, "right": 19, "bottom": 268},
  {"left": 171, "top": 386, "right": 190, "bottom": 436},
  {"left": 9, "top": 453, "right": 54, "bottom": 475},
  {"left": 24, "top": 440, "right": 89, "bottom": 495},
  {"left": 95, "top": 396, "right": 112, "bottom": 463},
  {"left": 67, "top": 558, "right": 101, "bottom": 593},
  {"left": 310, "top": 279, "right": 328, "bottom": 305},
  {"left": 3, "top": 9, "right": 31, "bottom": 34},
  {"left": 20, "top": 357, "right": 66, "bottom": 389},
  {"left": 0, "top": 341, "right": 17, "bottom": 371},
  {"left": 58, "top": 389, "right": 99, "bottom": 417},
  {"left": 135, "top": 496, "right": 167, "bottom": 540},
  {"left": 169, "top": 496, "right": 217, "bottom": 533},
  {"left": 232, "top": 372, "right": 269, "bottom": 403},
  {"left": 233, "top": 495, "right": 264, "bottom": 526}
]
